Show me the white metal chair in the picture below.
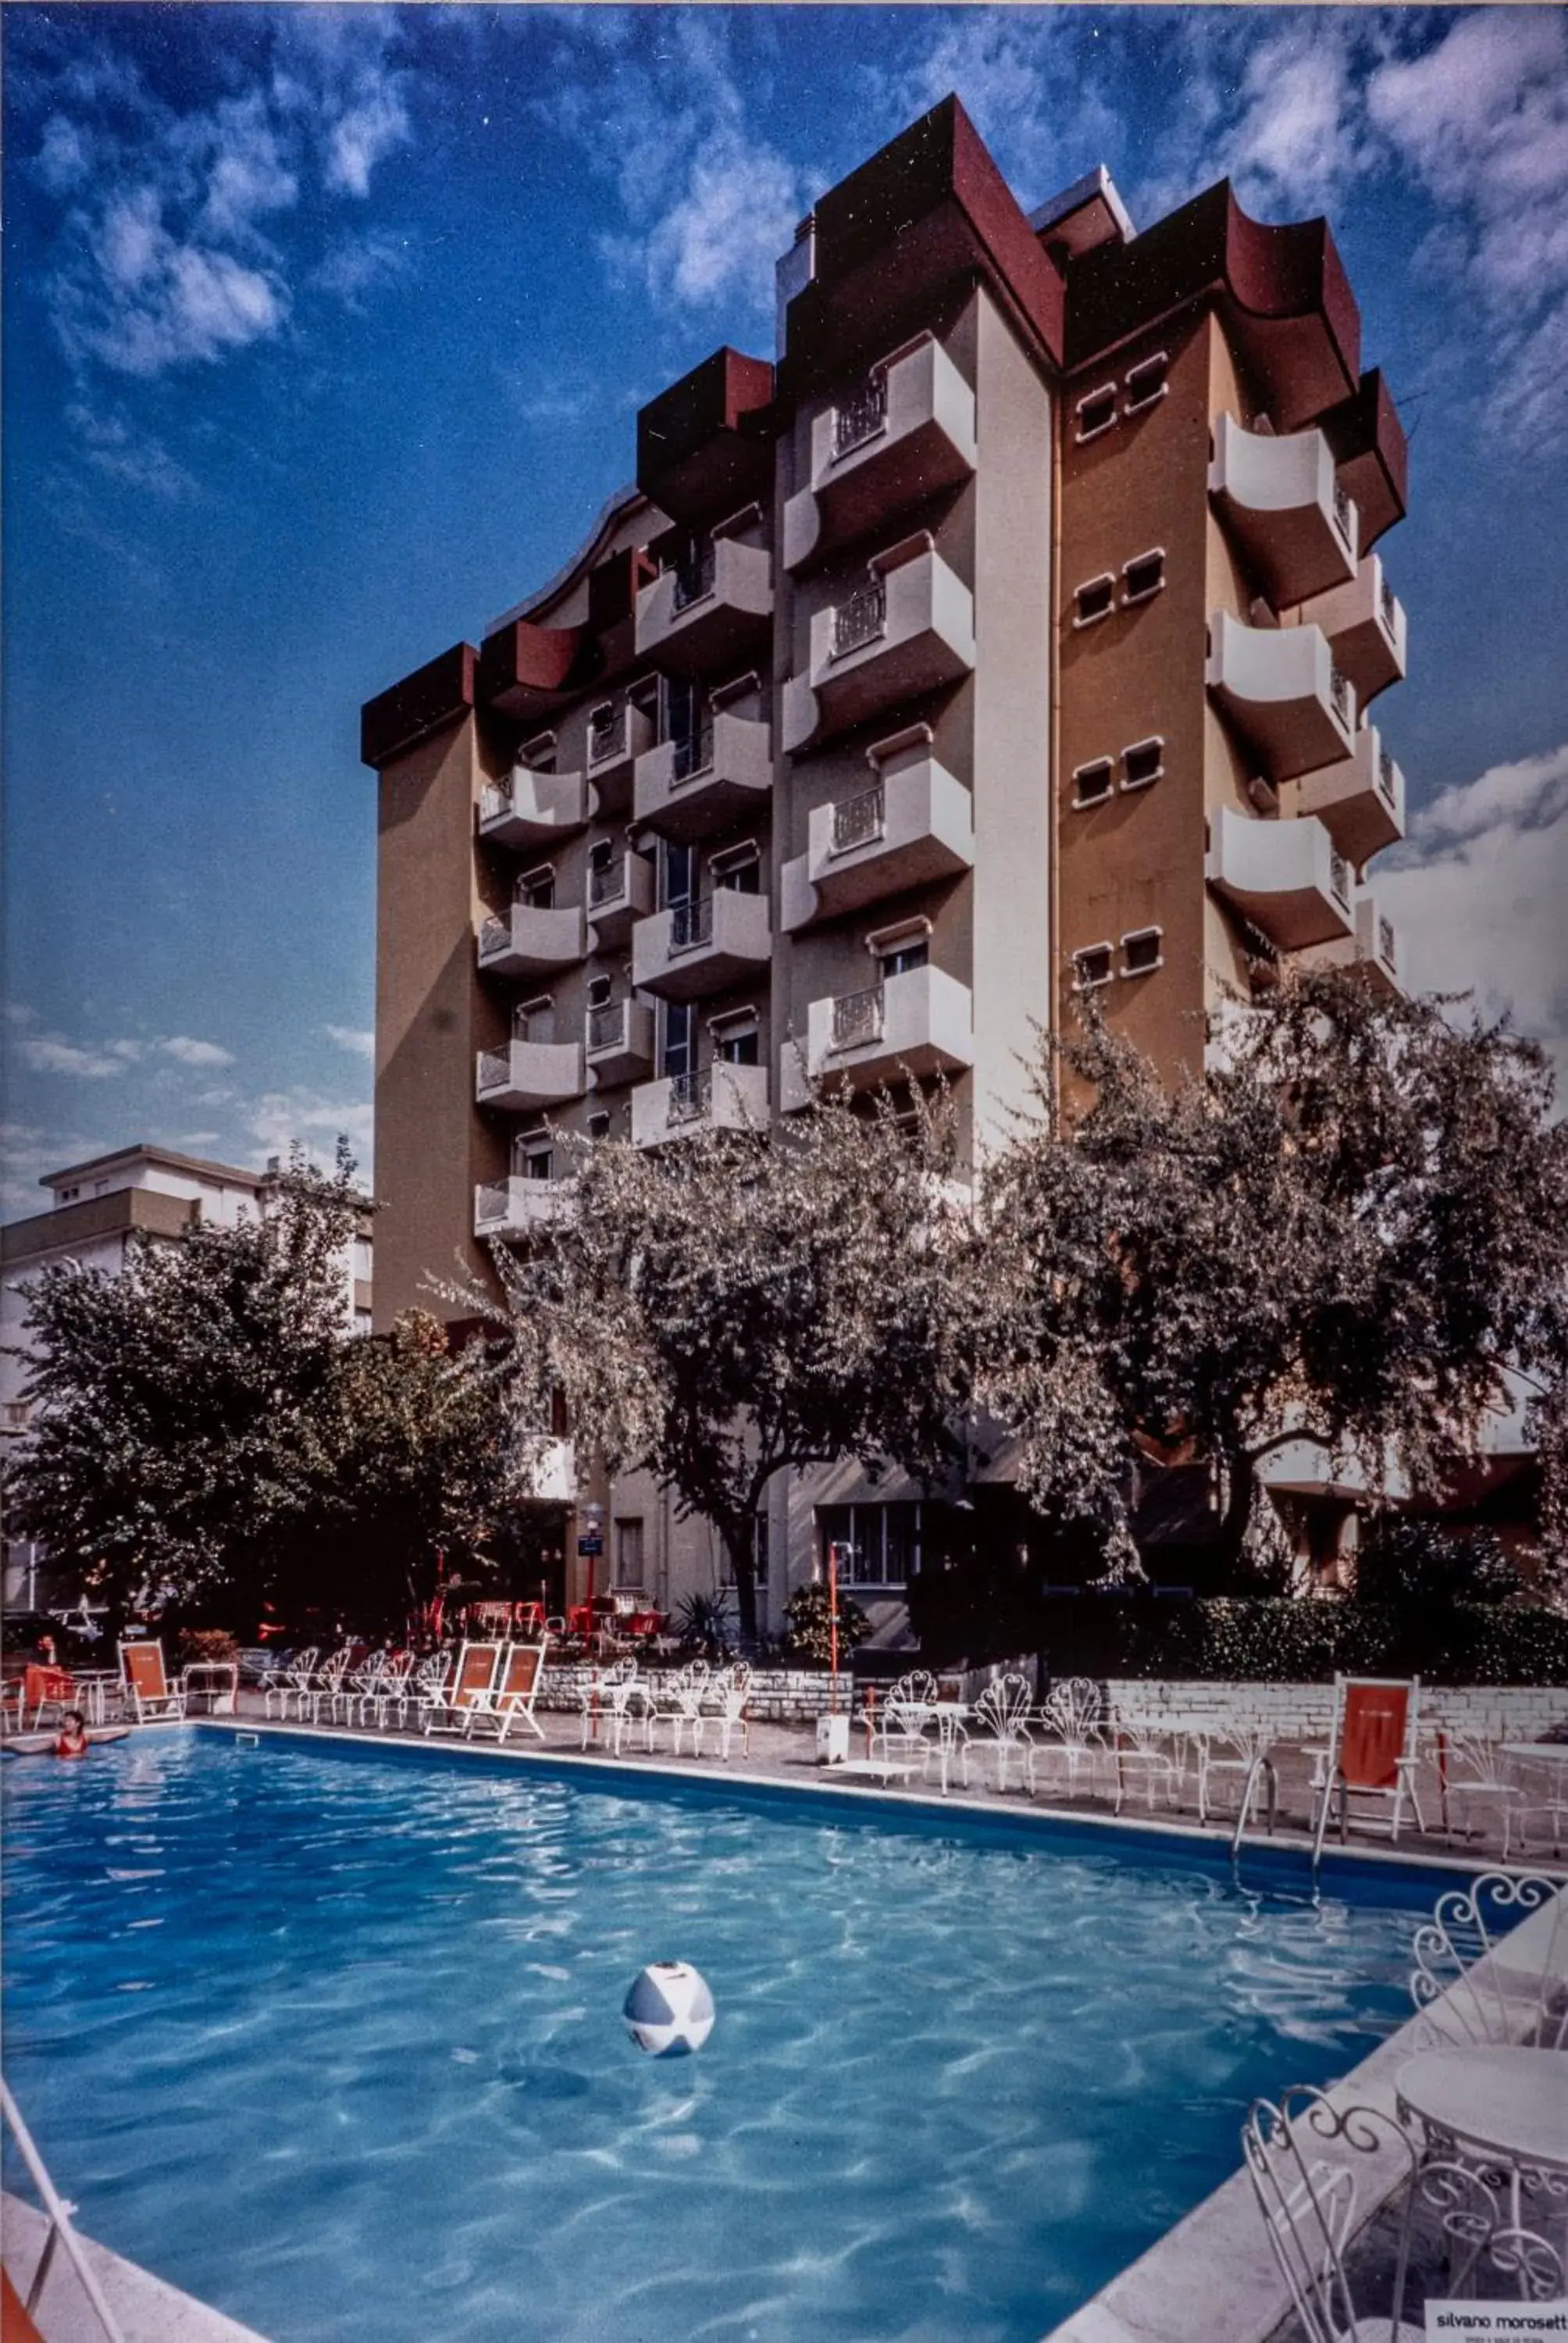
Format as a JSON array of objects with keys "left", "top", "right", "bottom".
[
  {"left": 300, "top": 1646, "right": 351, "bottom": 1723},
  {"left": 1027, "top": 1678, "right": 1103, "bottom": 1800},
  {"left": 262, "top": 1645, "right": 318, "bottom": 1721},
  {"left": 642, "top": 1661, "right": 709, "bottom": 1753},
  {"left": 1196, "top": 1716, "right": 1278, "bottom": 1831},
  {"left": 1409, "top": 1871, "right": 1568, "bottom": 2052},
  {"left": 362, "top": 1651, "right": 418, "bottom": 1730},
  {"left": 396, "top": 1651, "right": 451, "bottom": 1729},
  {"left": 1110, "top": 1715, "right": 1185, "bottom": 1817},
  {"left": 698, "top": 1660, "right": 751, "bottom": 1760},
  {"left": 1440, "top": 1732, "right": 1527, "bottom": 1860},
  {"left": 1242, "top": 2083, "right": 1492, "bottom": 2341},
  {"left": 969, "top": 1674, "right": 1036, "bottom": 1792},
  {"left": 580, "top": 1657, "right": 639, "bottom": 1752}
]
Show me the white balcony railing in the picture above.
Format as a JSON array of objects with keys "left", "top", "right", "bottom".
[
  {"left": 834, "top": 579, "right": 887, "bottom": 659},
  {"left": 1205, "top": 806, "right": 1358, "bottom": 953},
  {"left": 781, "top": 746, "right": 975, "bottom": 933},
  {"left": 476, "top": 765, "right": 590, "bottom": 847},
  {"left": 1206, "top": 611, "right": 1357, "bottom": 784},
  {"left": 1208, "top": 414, "right": 1356, "bottom": 607},
  {"left": 782, "top": 965, "right": 974, "bottom": 1107},
  {"left": 784, "top": 334, "right": 978, "bottom": 572},
  {"left": 1280, "top": 725, "right": 1406, "bottom": 867},
  {"left": 632, "top": 1061, "right": 771, "bottom": 1147},
  {"left": 784, "top": 540, "right": 975, "bottom": 753}
]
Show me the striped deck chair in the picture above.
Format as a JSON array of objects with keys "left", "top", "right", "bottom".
[
  {"left": 119, "top": 1641, "right": 186, "bottom": 1724},
  {"left": 465, "top": 1640, "right": 549, "bottom": 1743},
  {"left": 419, "top": 1642, "right": 504, "bottom": 1736}
]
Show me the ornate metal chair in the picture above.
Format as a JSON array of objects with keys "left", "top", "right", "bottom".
[
  {"left": 1409, "top": 1871, "right": 1568, "bottom": 2052},
  {"left": 970, "top": 1674, "right": 1035, "bottom": 1792},
  {"left": 1439, "top": 1733, "right": 1528, "bottom": 1860},
  {"left": 1027, "top": 1678, "right": 1104, "bottom": 1800}
]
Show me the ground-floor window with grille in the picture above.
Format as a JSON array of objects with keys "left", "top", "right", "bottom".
[{"left": 817, "top": 1503, "right": 921, "bottom": 1587}]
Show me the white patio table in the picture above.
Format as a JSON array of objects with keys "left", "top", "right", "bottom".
[
  {"left": 1395, "top": 2044, "right": 1568, "bottom": 2297},
  {"left": 69, "top": 1671, "right": 124, "bottom": 1726}
]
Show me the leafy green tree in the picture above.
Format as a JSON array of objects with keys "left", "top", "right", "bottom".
[
  {"left": 463, "top": 1089, "right": 972, "bottom": 1647},
  {"left": 6, "top": 1151, "right": 512, "bottom": 1632},
  {"left": 977, "top": 975, "right": 1568, "bottom": 1592},
  {"left": 1353, "top": 1519, "right": 1521, "bottom": 1610}
]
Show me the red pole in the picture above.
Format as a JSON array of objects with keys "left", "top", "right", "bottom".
[{"left": 829, "top": 1543, "right": 839, "bottom": 1703}]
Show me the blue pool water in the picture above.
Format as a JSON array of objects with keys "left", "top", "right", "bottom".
[{"left": 3, "top": 1731, "right": 1443, "bottom": 2342}]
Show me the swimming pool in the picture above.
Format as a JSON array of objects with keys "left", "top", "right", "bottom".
[{"left": 3, "top": 1728, "right": 1445, "bottom": 2343}]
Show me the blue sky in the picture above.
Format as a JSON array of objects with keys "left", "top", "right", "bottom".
[{"left": 4, "top": 4, "right": 1566, "bottom": 1216}]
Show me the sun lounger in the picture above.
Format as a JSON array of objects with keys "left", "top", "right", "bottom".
[
  {"left": 118, "top": 1641, "right": 186, "bottom": 1724},
  {"left": 465, "top": 1641, "right": 548, "bottom": 1742},
  {"left": 419, "top": 1642, "right": 504, "bottom": 1735}
]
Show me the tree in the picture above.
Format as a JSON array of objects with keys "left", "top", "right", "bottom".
[
  {"left": 976, "top": 974, "right": 1568, "bottom": 1592},
  {"left": 5, "top": 1150, "right": 513, "bottom": 1631},
  {"left": 463, "top": 1088, "right": 972, "bottom": 1646}
]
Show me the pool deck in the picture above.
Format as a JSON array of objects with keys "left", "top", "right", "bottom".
[{"left": 2, "top": 2194, "right": 269, "bottom": 2343}]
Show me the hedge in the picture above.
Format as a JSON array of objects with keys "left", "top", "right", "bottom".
[{"left": 911, "top": 1585, "right": 1568, "bottom": 1685}]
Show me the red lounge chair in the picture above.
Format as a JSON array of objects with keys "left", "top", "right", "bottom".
[
  {"left": 1310, "top": 1674, "right": 1424, "bottom": 1848},
  {"left": 118, "top": 1641, "right": 186, "bottom": 1724},
  {"left": 465, "top": 1640, "right": 549, "bottom": 1743},
  {"left": 419, "top": 1642, "right": 504, "bottom": 1736}
]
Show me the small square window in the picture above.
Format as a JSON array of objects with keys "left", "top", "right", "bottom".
[
  {"left": 880, "top": 940, "right": 928, "bottom": 979},
  {"left": 1124, "top": 352, "right": 1169, "bottom": 412},
  {"left": 1073, "top": 575, "right": 1115, "bottom": 628},
  {"left": 1121, "top": 737, "right": 1165, "bottom": 790},
  {"left": 1072, "top": 758, "right": 1114, "bottom": 808},
  {"left": 587, "top": 1111, "right": 611, "bottom": 1140},
  {"left": 1122, "top": 551, "right": 1166, "bottom": 604},
  {"left": 586, "top": 975, "right": 612, "bottom": 1010},
  {"left": 1074, "top": 385, "right": 1117, "bottom": 442},
  {"left": 1073, "top": 943, "right": 1114, "bottom": 991},
  {"left": 1121, "top": 928, "right": 1163, "bottom": 977}
]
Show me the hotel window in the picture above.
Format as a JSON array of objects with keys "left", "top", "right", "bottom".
[
  {"left": 516, "top": 865, "right": 554, "bottom": 908},
  {"left": 587, "top": 1111, "right": 611, "bottom": 1141},
  {"left": 1073, "top": 943, "right": 1114, "bottom": 991},
  {"left": 1124, "top": 351, "right": 1169, "bottom": 413},
  {"left": 515, "top": 997, "right": 555, "bottom": 1043},
  {"left": 586, "top": 973, "right": 613, "bottom": 1011},
  {"left": 818, "top": 1502, "right": 920, "bottom": 1588},
  {"left": 519, "top": 729, "right": 557, "bottom": 774},
  {"left": 661, "top": 999, "right": 695, "bottom": 1080},
  {"left": 1121, "top": 549, "right": 1166, "bottom": 605},
  {"left": 661, "top": 840, "right": 697, "bottom": 911},
  {"left": 710, "top": 840, "right": 761, "bottom": 895},
  {"left": 1074, "top": 384, "right": 1117, "bottom": 442},
  {"left": 713, "top": 1011, "right": 759, "bottom": 1068},
  {"left": 1072, "top": 757, "right": 1114, "bottom": 808},
  {"left": 1072, "top": 573, "right": 1115, "bottom": 628},
  {"left": 614, "top": 1518, "right": 645, "bottom": 1590},
  {"left": 879, "top": 936, "right": 928, "bottom": 978},
  {"left": 1121, "top": 736, "right": 1165, "bottom": 791},
  {"left": 1121, "top": 927, "right": 1164, "bottom": 978}
]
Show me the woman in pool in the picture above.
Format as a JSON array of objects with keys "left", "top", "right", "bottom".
[{"left": 55, "top": 1710, "right": 90, "bottom": 1760}]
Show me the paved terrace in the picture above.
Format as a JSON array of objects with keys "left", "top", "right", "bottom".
[{"left": 226, "top": 1689, "right": 1568, "bottom": 1869}]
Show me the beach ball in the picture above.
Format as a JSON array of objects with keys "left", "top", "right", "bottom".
[{"left": 623, "top": 1961, "right": 715, "bottom": 2057}]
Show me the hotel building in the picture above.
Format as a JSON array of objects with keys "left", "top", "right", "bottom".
[{"left": 360, "top": 98, "right": 1409, "bottom": 1628}]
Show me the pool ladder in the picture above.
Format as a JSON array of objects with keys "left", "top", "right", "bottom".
[
  {"left": 1226, "top": 1753, "right": 1280, "bottom": 1866},
  {"left": 2, "top": 2078, "right": 128, "bottom": 2341}
]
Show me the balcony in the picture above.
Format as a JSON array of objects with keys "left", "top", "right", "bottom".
[
  {"left": 1303, "top": 889, "right": 1403, "bottom": 999},
  {"left": 632, "top": 1062, "right": 771, "bottom": 1148},
  {"left": 473, "top": 1176, "right": 575, "bottom": 1241},
  {"left": 1285, "top": 553, "right": 1406, "bottom": 708},
  {"left": 782, "top": 335, "right": 978, "bottom": 572},
  {"left": 781, "top": 748, "right": 974, "bottom": 930},
  {"left": 1207, "top": 413, "right": 1356, "bottom": 608},
  {"left": 1206, "top": 610, "right": 1356, "bottom": 785},
  {"left": 475, "top": 1039, "right": 586, "bottom": 1111},
  {"left": 786, "top": 965, "right": 974, "bottom": 1102},
  {"left": 586, "top": 851, "right": 655, "bottom": 948},
  {"left": 476, "top": 901, "right": 586, "bottom": 979},
  {"left": 632, "top": 712, "right": 772, "bottom": 842},
  {"left": 782, "top": 539, "right": 975, "bottom": 753},
  {"left": 632, "top": 889, "right": 772, "bottom": 1003},
  {"left": 1205, "top": 807, "right": 1356, "bottom": 952},
  {"left": 1280, "top": 726, "right": 1405, "bottom": 868},
  {"left": 583, "top": 700, "right": 655, "bottom": 818},
  {"left": 584, "top": 997, "right": 655, "bottom": 1089},
  {"left": 634, "top": 534, "right": 773, "bottom": 677},
  {"left": 477, "top": 765, "right": 590, "bottom": 850}
]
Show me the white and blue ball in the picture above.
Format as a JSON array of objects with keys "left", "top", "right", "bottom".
[{"left": 622, "top": 1961, "right": 715, "bottom": 2058}]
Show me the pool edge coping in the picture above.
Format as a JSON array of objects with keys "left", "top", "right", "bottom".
[{"left": 2, "top": 2191, "right": 272, "bottom": 2343}]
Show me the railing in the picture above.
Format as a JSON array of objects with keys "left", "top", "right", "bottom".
[
  {"left": 672, "top": 538, "right": 717, "bottom": 613},
  {"left": 1331, "top": 477, "right": 1353, "bottom": 547},
  {"left": 668, "top": 1067, "right": 711, "bottom": 1125},
  {"left": 669, "top": 897, "right": 714, "bottom": 953},
  {"left": 832, "top": 982, "right": 886, "bottom": 1050},
  {"left": 588, "top": 858, "right": 625, "bottom": 908},
  {"left": 834, "top": 370, "right": 889, "bottom": 458},
  {"left": 1377, "top": 915, "right": 1396, "bottom": 969},
  {"left": 587, "top": 1001, "right": 626, "bottom": 1052},
  {"left": 478, "top": 914, "right": 511, "bottom": 959},
  {"left": 478, "top": 1047, "right": 510, "bottom": 1092},
  {"left": 2, "top": 2078, "right": 128, "bottom": 2342},
  {"left": 1329, "top": 852, "right": 1352, "bottom": 911},
  {"left": 833, "top": 579, "right": 887, "bottom": 659},
  {"left": 1328, "top": 665, "right": 1352, "bottom": 727},
  {"left": 1377, "top": 744, "right": 1397, "bottom": 805},
  {"left": 1379, "top": 572, "right": 1398, "bottom": 633},
  {"left": 479, "top": 781, "right": 512, "bottom": 824},
  {"left": 672, "top": 721, "right": 715, "bottom": 783},
  {"left": 476, "top": 1182, "right": 512, "bottom": 1226},
  {"left": 832, "top": 780, "right": 886, "bottom": 854},
  {"left": 587, "top": 705, "right": 623, "bottom": 765}
]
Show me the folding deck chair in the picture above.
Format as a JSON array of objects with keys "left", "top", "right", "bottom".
[
  {"left": 1309, "top": 1674, "right": 1425, "bottom": 1849},
  {"left": 118, "top": 1640, "right": 186, "bottom": 1724},
  {"left": 419, "top": 1642, "right": 504, "bottom": 1735},
  {"left": 465, "top": 1640, "right": 548, "bottom": 1742}
]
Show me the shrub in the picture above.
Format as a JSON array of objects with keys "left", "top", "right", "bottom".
[
  {"left": 782, "top": 1582, "right": 871, "bottom": 1667},
  {"left": 1354, "top": 1521, "right": 1521, "bottom": 1609},
  {"left": 176, "top": 1627, "right": 241, "bottom": 1670},
  {"left": 1025, "top": 1596, "right": 1568, "bottom": 1685}
]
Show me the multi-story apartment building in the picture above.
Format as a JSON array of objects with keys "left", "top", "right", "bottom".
[
  {"left": 1, "top": 1144, "right": 375, "bottom": 1610},
  {"left": 361, "top": 98, "right": 1409, "bottom": 1630}
]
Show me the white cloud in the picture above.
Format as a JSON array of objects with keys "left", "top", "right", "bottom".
[
  {"left": 312, "top": 230, "right": 408, "bottom": 310},
  {"left": 1377, "top": 740, "right": 1568, "bottom": 1088},
  {"left": 19, "top": 1032, "right": 127, "bottom": 1080},
  {"left": 247, "top": 1089, "right": 374, "bottom": 1174},
  {"left": 323, "top": 1025, "right": 375, "bottom": 1061},
  {"left": 63, "top": 401, "right": 198, "bottom": 499},
  {"left": 160, "top": 1035, "right": 234, "bottom": 1068},
  {"left": 871, "top": 12, "right": 1119, "bottom": 209},
  {"left": 23, "top": 12, "right": 412, "bottom": 383}
]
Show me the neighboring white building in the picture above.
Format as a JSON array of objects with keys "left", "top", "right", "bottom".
[{"left": 1, "top": 1143, "right": 374, "bottom": 1610}]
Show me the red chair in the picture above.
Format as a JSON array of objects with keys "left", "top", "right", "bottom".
[{"left": 1309, "top": 1676, "right": 1425, "bottom": 1849}]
